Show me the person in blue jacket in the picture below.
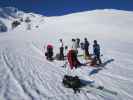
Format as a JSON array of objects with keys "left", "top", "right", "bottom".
[{"left": 93, "top": 40, "right": 102, "bottom": 64}]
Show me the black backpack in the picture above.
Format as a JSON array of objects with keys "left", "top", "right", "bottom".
[{"left": 62, "top": 75, "right": 81, "bottom": 89}]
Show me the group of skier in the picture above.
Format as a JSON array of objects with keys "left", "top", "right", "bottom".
[
  {"left": 45, "top": 38, "right": 102, "bottom": 69},
  {"left": 44, "top": 38, "right": 103, "bottom": 93}
]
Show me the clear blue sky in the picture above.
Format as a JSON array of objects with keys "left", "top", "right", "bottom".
[{"left": 0, "top": 0, "right": 133, "bottom": 16}]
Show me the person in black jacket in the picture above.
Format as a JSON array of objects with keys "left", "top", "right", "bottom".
[
  {"left": 93, "top": 40, "right": 102, "bottom": 64},
  {"left": 84, "top": 38, "right": 90, "bottom": 59}
]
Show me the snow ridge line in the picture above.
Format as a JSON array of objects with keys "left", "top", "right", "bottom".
[{"left": 2, "top": 51, "right": 35, "bottom": 100}]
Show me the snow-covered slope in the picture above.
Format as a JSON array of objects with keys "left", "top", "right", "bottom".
[
  {"left": 41, "top": 9, "right": 133, "bottom": 42},
  {"left": 0, "top": 8, "right": 133, "bottom": 100}
]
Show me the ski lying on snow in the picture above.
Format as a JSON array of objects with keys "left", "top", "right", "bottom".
[{"left": 81, "top": 84, "right": 118, "bottom": 96}]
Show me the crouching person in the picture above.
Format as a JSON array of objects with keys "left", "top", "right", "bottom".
[
  {"left": 45, "top": 44, "right": 54, "bottom": 61},
  {"left": 67, "top": 49, "right": 82, "bottom": 69}
]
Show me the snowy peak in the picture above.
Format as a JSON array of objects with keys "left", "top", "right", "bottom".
[
  {"left": 0, "top": 7, "right": 23, "bottom": 32},
  {"left": 0, "top": 7, "right": 45, "bottom": 32},
  {"left": 0, "top": 7, "right": 44, "bottom": 20},
  {"left": 0, "top": 7, "right": 24, "bottom": 19}
]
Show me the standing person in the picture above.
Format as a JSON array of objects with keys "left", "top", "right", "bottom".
[
  {"left": 76, "top": 38, "right": 80, "bottom": 48},
  {"left": 71, "top": 39, "right": 78, "bottom": 54},
  {"left": 80, "top": 42, "right": 84, "bottom": 50},
  {"left": 84, "top": 38, "right": 90, "bottom": 59},
  {"left": 93, "top": 40, "right": 102, "bottom": 64},
  {"left": 59, "top": 39, "right": 64, "bottom": 60}
]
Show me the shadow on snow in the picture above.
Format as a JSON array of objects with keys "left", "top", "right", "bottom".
[{"left": 89, "top": 59, "right": 114, "bottom": 76}]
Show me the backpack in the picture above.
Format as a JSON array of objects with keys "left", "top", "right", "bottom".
[{"left": 62, "top": 75, "right": 81, "bottom": 89}]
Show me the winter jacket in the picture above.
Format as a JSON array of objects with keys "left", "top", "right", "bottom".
[
  {"left": 93, "top": 44, "right": 100, "bottom": 56},
  {"left": 59, "top": 41, "right": 64, "bottom": 48},
  {"left": 46, "top": 44, "right": 53, "bottom": 59},
  {"left": 84, "top": 40, "right": 89, "bottom": 50},
  {"left": 80, "top": 42, "right": 84, "bottom": 50},
  {"left": 67, "top": 50, "right": 81, "bottom": 69}
]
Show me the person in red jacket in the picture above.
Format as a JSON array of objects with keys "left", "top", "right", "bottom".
[
  {"left": 45, "top": 44, "right": 54, "bottom": 61},
  {"left": 67, "top": 49, "right": 81, "bottom": 69}
]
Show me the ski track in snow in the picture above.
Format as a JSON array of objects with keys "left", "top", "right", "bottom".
[
  {"left": 0, "top": 39, "right": 133, "bottom": 100},
  {"left": 2, "top": 50, "right": 37, "bottom": 100}
]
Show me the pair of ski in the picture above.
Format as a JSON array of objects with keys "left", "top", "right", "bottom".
[
  {"left": 80, "top": 83, "right": 118, "bottom": 96},
  {"left": 47, "top": 84, "right": 117, "bottom": 99}
]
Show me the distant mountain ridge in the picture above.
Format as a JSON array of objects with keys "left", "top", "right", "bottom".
[
  {"left": 0, "top": 7, "right": 44, "bottom": 32},
  {"left": 0, "top": 7, "right": 133, "bottom": 33},
  {"left": 0, "top": 7, "right": 23, "bottom": 19}
]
